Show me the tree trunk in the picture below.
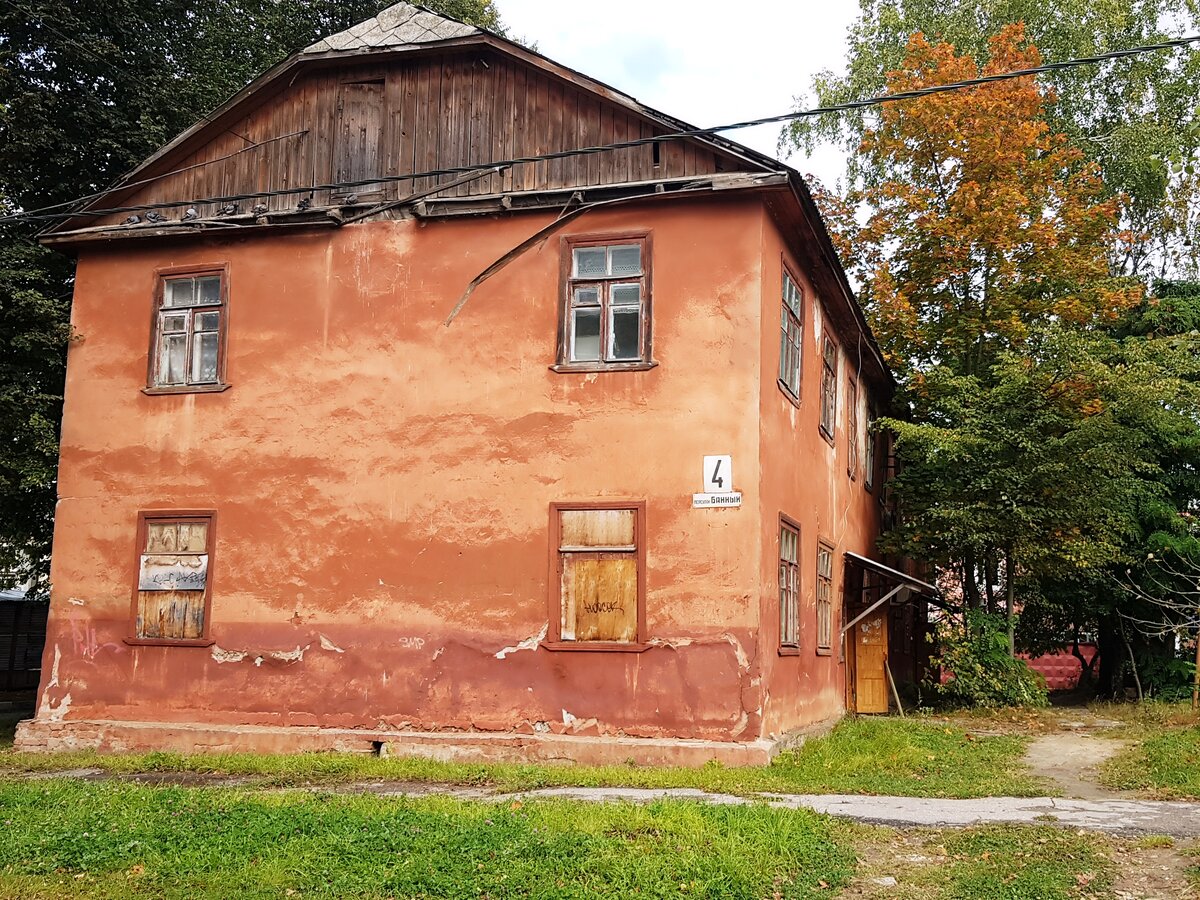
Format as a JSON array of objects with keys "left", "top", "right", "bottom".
[
  {"left": 1119, "top": 618, "right": 1143, "bottom": 703},
  {"left": 1004, "top": 546, "right": 1015, "bottom": 657},
  {"left": 1097, "top": 614, "right": 1121, "bottom": 699},
  {"left": 963, "top": 551, "right": 981, "bottom": 611},
  {"left": 984, "top": 553, "right": 996, "bottom": 615},
  {"left": 1193, "top": 622, "right": 1199, "bottom": 712}
]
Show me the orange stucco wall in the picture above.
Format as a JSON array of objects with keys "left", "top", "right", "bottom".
[
  {"left": 37, "top": 196, "right": 769, "bottom": 743},
  {"left": 755, "top": 209, "right": 886, "bottom": 739},
  {"left": 30, "top": 192, "right": 884, "bottom": 752}
]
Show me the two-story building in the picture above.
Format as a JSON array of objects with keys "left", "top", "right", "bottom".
[{"left": 17, "top": 3, "right": 934, "bottom": 764}]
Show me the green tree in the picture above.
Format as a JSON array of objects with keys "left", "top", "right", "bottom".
[
  {"left": 787, "top": 0, "right": 1200, "bottom": 278},
  {"left": 0, "top": 0, "right": 503, "bottom": 593},
  {"left": 820, "top": 26, "right": 1200, "bottom": 678}
]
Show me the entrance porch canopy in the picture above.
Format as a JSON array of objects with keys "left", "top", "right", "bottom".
[{"left": 840, "top": 552, "right": 939, "bottom": 637}]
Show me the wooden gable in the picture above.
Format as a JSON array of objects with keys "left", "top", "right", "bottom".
[{"left": 72, "top": 45, "right": 764, "bottom": 230}]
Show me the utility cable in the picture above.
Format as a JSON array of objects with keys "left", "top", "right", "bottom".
[{"left": 4, "top": 33, "right": 1199, "bottom": 228}]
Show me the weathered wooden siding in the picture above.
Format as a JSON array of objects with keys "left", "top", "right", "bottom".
[{"left": 98, "top": 51, "right": 744, "bottom": 226}]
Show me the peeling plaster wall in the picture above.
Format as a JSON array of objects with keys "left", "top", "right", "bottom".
[
  {"left": 37, "top": 196, "right": 771, "bottom": 744},
  {"left": 756, "top": 208, "right": 886, "bottom": 739}
]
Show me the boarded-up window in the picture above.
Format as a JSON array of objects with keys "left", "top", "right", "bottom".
[
  {"left": 133, "top": 512, "right": 214, "bottom": 642},
  {"left": 816, "top": 542, "right": 834, "bottom": 652},
  {"left": 820, "top": 335, "right": 838, "bottom": 440},
  {"left": 555, "top": 505, "right": 643, "bottom": 643},
  {"left": 779, "top": 520, "right": 800, "bottom": 648},
  {"left": 334, "top": 81, "right": 384, "bottom": 195},
  {"left": 779, "top": 269, "right": 803, "bottom": 399}
]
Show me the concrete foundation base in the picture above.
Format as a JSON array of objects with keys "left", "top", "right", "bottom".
[{"left": 12, "top": 717, "right": 824, "bottom": 767}]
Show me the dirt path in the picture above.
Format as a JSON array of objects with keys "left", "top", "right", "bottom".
[{"left": 1021, "top": 709, "right": 1132, "bottom": 800}]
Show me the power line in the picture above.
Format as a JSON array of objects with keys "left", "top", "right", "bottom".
[{"left": 5, "top": 32, "right": 1199, "bottom": 228}]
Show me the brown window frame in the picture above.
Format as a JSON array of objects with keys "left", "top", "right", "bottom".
[
  {"left": 847, "top": 376, "right": 859, "bottom": 480},
  {"left": 779, "top": 516, "right": 801, "bottom": 654},
  {"left": 778, "top": 266, "right": 804, "bottom": 403},
  {"left": 144, "top": 265, "right": 231, "bottom": 395},
  {"left": 544, "top": 501, "right": 649, "bottom": 652},
  {"left": 553, "top": 233, "right": 655, "bottom": 374},
  {"left": 125, "top": 509, "right": 217, "bottom": 647},
  {"left": 816, "top": 540, "right": 835, "bottom": 654},
  {"left": 865, "top": 405, "right": 878, "bottom": 493},
  {"left": 819, "top": 333, "right": 838, "bottom": 443}
]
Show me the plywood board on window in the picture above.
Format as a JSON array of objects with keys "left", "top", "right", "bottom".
[
  {"left": 560, "top": 555, "right": 637, "bottom": 642},
  {"left": 559, "top": 508, "right": 635, "bottom": 549}
]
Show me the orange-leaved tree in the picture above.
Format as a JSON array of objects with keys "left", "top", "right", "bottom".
[{"left": 843, "top": 23, "right": 1142, "bottom": 383}]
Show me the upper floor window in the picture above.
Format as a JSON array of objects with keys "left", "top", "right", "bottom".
[
  {"left": 820, "top": 334, "right": 838, "bottom": 441},
  {"left": 779, "top": 269, "right": 803, "bottom": 400},
  {"left": 865, "top": 407, "right": 877, "bottom": 492},
  {"left": 149, "top": 271, "right": 227, "bottom": 391},
  {"left": 847, "top": 377, "right": 859, "bottom": 479},
  {"left": 558, "top": 236, "right": 651, "bottom": 370}
]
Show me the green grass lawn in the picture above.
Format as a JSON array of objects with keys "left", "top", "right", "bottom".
[
  {"left": 0, "top": 717, "right": 1049, "bottom": 799},
  {"left": 1101, "top": 725, "right": 1200, "bottom": 798},
  {"left": 0, "top": 779, "right": 854, "bottom": 899}
]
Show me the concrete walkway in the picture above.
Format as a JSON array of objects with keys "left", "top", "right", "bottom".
[
  {"left": 350, "top": 782, "right": 1200, "bottom": 837},
  {"left": 16, "top": 768, "right": 1200, "bottom": 837}
]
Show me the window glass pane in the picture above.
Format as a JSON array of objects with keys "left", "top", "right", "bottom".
[
  {"left": 609, "top": 245, "right": 641, "bottom": 276},
  {"left": 192, "top": 331, "right": 219, "bottom": 383},
  {"left": 571, "top": 308, "right": 601, "bottom": 361},
  {"left": 572, "top": 286, "right": 600, "bottom": 307},
  {"left": 160, "top": 334, "right": 187, "bottom": 384},
  {"left": 161, "top": 313, "right": 187, "bottom": 334},
  {"left": 560, "top": 508, "right": 635, "bottom": 548},
  {"left": 177, "top": 522, "right": 209, "bottom": 553},
  {"left": 195, "top": 311, "right": 220, "bottom": 332},
  {"left": 573, "top": 247, "right": 608, "bottom": 278},
  {"left": 146, "top": 523, "right": 178, "bottom": 553},
  {"left": 196, "top": 276, "right": 222, "bottom": 305},
  {"left": 610, "top": 309, "right": 640, "bottom": 360},
  {"left": 610, "top": 283, "right": 641, "bottom": 307},
  {"left": 164, "top": 279, "right": 194, "bottom": 308}
]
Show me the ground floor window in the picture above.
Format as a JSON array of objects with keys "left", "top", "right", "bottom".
[
  {"left": 779, "top": 519, "right": 800, "bottom": 649},
  {"left": 130, "top": 510, "right": 215, "bottom": 644},
  {"left": 816, "top": 541, "right": 834, "bottom": 653},
  {"left": 551, "top": 503, "right": 645, "bottom": 645}
]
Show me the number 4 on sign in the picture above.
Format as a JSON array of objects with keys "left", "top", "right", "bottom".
[{"left": 703, "top": 456, "right": 732, "bottom": 493}]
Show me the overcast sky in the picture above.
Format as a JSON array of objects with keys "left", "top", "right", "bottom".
[{"left": 496, "top": 1, "right": 859, "bottom": 187}]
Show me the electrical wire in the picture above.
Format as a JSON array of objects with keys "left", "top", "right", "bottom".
[{"left": 4, "top": 32, "right": 1199, "bottom": 228}]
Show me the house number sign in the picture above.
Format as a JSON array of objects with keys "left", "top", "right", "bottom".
[{"left": 693, "top": 455, "right": 742, "bottom": 508}]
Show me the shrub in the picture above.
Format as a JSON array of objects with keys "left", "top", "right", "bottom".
[{"left": 930, "top": 611, "right": 1049, "bottom": 708}]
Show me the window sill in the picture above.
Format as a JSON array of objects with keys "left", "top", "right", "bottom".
[
  {"left": 778, "top": 646, "right": 801, "bottom": 657},
  {"left": 124, "top": 637, "right": 215, "bottom": 648},
  {"left": 549, "top": 361, "right": 658, "bottom": 374},
  {"left": 777, "top": 380, "right": 801, "bottom": 408},
  {"left": 818, "top": 427, "right": 835, "bottom": 447},
  {"left": 541, "top": 641, "right": 650, "bottom": 653},
  {"left": 142, "top": 383, "right": 231, "bottom": 396},
  {"left": 816, "top": 647, "right": 833, "bottom": 657}
]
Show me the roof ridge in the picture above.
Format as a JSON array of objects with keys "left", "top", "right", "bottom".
[{"left": 304, "top": 2, "right": 479, "bottom": 55}]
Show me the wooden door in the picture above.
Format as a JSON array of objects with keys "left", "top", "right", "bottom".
[{"left": 854, "top": 610, "right": 889, "bottom": 714}]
